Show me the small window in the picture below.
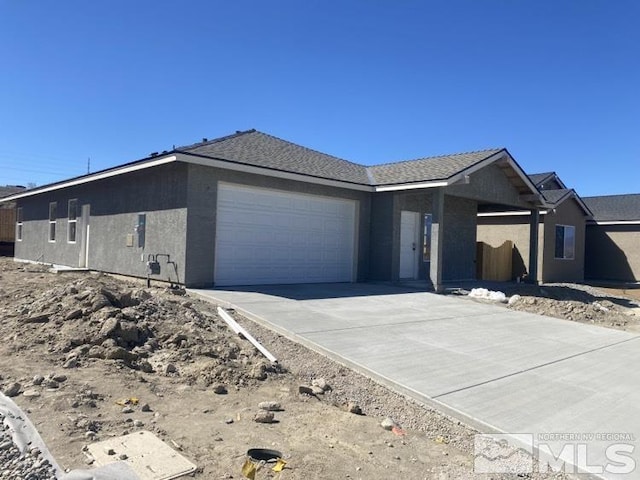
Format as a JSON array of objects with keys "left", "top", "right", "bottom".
[
  {"left": 422, "top": 213, "right": 432, "bottom": 262},
  {"left": 49, "top": 202, "right": 57, "bottom": 242},
  {"left": 68, "top": 199, "right": 78, "bottom": 243},
  {"left": 555, "top": 225, "right": 575, "bottom": 260},
  {"left": 16, "top": 207, "right": 23, "bottom": 241}
]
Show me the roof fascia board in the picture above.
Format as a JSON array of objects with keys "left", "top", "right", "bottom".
[
  {"left": 0, "top": 156, "right": 178, "bottom": 202},
  {"left": 177, "top": 153, "right": 374, "bottom": 192},
  {"left": 477, "top": 210, "right": 549, "bottom": 217},
  {"left": 374, "top": 181, "right": 449, "bottom": 192},
  {"left": 588, "top": 220, "right": 640, "bottom": 226}
]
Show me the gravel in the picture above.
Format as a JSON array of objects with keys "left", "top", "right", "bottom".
[{"left": 0, "top": 412, "right": 58, "bottom": 480}]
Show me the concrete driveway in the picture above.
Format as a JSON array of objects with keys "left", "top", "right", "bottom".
[{"left": 191, "top": 283, "right": 640, "bottom": 479}]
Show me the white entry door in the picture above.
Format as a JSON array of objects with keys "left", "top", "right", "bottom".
[
  {"left": 215, "top": 183, "right": 356, "bottom": 286},
  {"left": 399, "top": 210, "right": 420, "bottom": 279}
]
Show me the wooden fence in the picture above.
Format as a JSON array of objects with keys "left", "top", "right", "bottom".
[
  {"left": 0, "top": 208, "right": 16, "bottom": 243},
  {"left": 476, "top": 240, "right": 513, "bottom": 281}
]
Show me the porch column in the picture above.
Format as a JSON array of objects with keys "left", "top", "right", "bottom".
[
  {"left": 429, "top": 188, "right": 445, "bottom": 292},
  {"left": 528, "top": 208, "right": 539, "bottom": 284}
]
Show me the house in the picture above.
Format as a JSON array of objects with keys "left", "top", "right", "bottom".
[
  {"left": 477, "top": 172, "right": 592, "bottom": 283},
  {"left": 583, "top": 194, "right": 640, "bottom": 282},
  {"left": 0, "top": 129, "right": 545, "bottom": 291},
  {"left": 0, "top": 185, "right": 27, "bottom": 256}
]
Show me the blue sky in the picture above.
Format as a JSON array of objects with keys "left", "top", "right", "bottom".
[{"left": 1, "top": 1, "right": 638, "bottom": 196}]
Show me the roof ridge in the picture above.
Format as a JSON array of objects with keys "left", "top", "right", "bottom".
[
  {"left": 369, "top": 148, "right": 504, "bottom": 169},
  {"left": 177, "top": 129, "right": 257, "bottom": 151}
]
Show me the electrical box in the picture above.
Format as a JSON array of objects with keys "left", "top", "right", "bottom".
[
  {"left": 147, "top": 261, "right": 160, "bottom": 275},
  {"left": 125, "top": 234, "right": 134, "bottom": 247},
  {"left": 135, "top": 213, "right": 146, "bottom": 248}
]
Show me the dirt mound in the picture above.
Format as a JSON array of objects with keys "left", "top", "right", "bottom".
[{"left": 0, "top": 274, "right": 279, "bottom": 389}]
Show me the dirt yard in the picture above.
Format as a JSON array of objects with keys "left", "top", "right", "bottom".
[{"left": 2, "top": 258, "right": 626, "bottom": 479}]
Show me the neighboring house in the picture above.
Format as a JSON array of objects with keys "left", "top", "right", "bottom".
[
  {"left": 0, "top": 130, "right": 545, "bottom": 290},
  {"left": 0, "top": 185, "right": 27, "bottom": 256},
  {"left": 583, "top": 194, "right": 640, "bottom": 282},
  {"left": 477, "top": 172, "right": 592, "bottom": 283}
]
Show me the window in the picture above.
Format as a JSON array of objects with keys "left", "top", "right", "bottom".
[
  {"left": 16, "top": 207, "right": 23, "bottom": 241},
  {"left": 422, "top": 213, "right": 432, "bottom": 262},
  {"left": 48, "top": 202, "right": 57, "bottom": 242},
  {"left": 554, "top": 225, "right": 575, "bottom": 260},
  {"left": 68, "top": 199, "right": 78, "bottom": 243}
]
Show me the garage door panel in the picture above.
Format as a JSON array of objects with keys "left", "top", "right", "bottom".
[{"left": 215, "top": 184, "right": 356, "bottom": 286}]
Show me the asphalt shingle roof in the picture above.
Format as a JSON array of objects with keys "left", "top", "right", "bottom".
[
  {"left": 528, "top": 172, "right": 555, "bottom": 187},
  {"left": 179, "top": 130, "right": 371, "bottom": 185},
  {"left": 583, "top": 194, "right": 640, "bottom": 222},
  {"left": 367, "top": 149, "right": 504, "bottom": 185},
  {"left": 178, "top": 130, "right": 506, "bottom": 187},
  {"left": 541, "top": 188, "right": 573, "bottom": 205}
]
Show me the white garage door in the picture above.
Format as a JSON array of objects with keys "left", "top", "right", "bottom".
[{"left": 215, "top": 183, "right": 356, "bottom": 286}]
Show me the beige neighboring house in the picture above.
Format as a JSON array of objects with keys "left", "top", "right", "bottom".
[
  {"left": 477, "top": 172, "right": 592, "bottom": 283},
  {"left": 583, "top": 194, "right": 640, "bottom": 282}
]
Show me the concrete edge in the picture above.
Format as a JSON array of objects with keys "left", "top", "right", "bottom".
[{"left": 190, "top": 289, "right": 603, "bottom": 480}]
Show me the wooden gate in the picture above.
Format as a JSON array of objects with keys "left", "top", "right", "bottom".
[
  {"left": 0, "top": 209, "right": 16, "bottom": 243},
  {"left": 476, "top": 241, "right": 513, "bottom": 281}
]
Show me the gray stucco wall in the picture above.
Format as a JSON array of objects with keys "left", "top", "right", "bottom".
[
  {"left": 15, "top": 163, "right": 189, "bottom": 284},
  {"left": 184, "top": 164, "right": 372, "bottom": 287},
  {"left": 442, "top": 195, "right": 478, "bottom": 281},
  {"left": 585, "top": 225, "right": 640, "bottom": 282},
  {"left": 540, "top": 199, "right": 586, "bottom": 283},
  {"left": 369, "top": 193, "right": 395, "bottom": 281}
]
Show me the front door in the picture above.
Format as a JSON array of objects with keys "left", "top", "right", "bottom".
[{"left": 399, "top": 210, "right": 420, "bottom": 279}]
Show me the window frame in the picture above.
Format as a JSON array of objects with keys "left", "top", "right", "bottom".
[
  {"left": 48, "top": 202, "right": 57, "bottom": 243},
  {"left": 67, "top": 199, "right": 78, "bottom": 244},
  {"left": 16, "top": 207, "right": 23, "bottom": 242},
  {"left": 554, "top": 224, "right": 575, "bottom": 260}
]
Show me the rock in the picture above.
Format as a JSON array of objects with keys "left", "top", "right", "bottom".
[
  {"left": 63, "top": 358, "right": 79, "bottom": 368},
  {"left": 508, "top": 294, "right": 521, "bottom": 306},
  {"left": 298, "top": 385, "right": 314, "bottom": 395},
  {"left": 104, "top": 447, "right": 116, "bottom": 456},
  {"left": 104, "top": 346, "right": 138, "bottom": 362},
  {"left": 381, "top": 417, "right": 396, "bottom": 431},
  {"left": 213, "top": 384, "right": 228, "bottom": 395},
  {"left": 346, "top": 403, "right": 362, "bottom": 415},
  {"left": 253, "top": 411, "right": 275, "bottom": 424},
  {"left": 258, "top": 401, "right": 281, "bottom": 411},
  {"left": 250, "top": 362, "right": 268, "bottom": 380},
  {"left": 22, "top": 389, "right": 41, "bottom": 399},
  {"left": 91, "top": 294, "right": 112, "bottom": 312},
  {"left": 65, "top": 309, "right": 83, "bottom": 321},
  {"left": 138, "top": 360, "right": 154, "bottom": 373},
  {"left": 133, "top": 420, "right": 144, "bottom": 427},
  {"left": 51, "top": 373, "right": 67, "bottom": 382},
  {"left": 21, "top": 313, "right": 50, "bottom": 324},
  {"left": 140, "top": 403, "right": 151, "bottom": 412},
  {"left": 4, "top": 382, "right": 21, "bottom": 397},
  {"left": 164, "top": 363, "right": 177, "bottom": 374},
  {"left": 87, "top": 345, "right": 106, "bottom": 359},
  {"left": 311, "top": 385, "right": 325, "bottom": 395},
  {"left": 100, "top": 317, "right": 120, "bottom": 338},
  {"left": 32, "top": 375, "right": 45, "bottom": 386},
  {"left": 312, "top": 378, "right": 330, "bottom": 391},
  {"left": 122, "top": 406, "right": 134, "bottom": 414},
  {"left": 224, "top": 418, "right": 234, "bottom": 424},
  {"left": 45, "top": 379, "right": 59, "bottom": 389}
]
